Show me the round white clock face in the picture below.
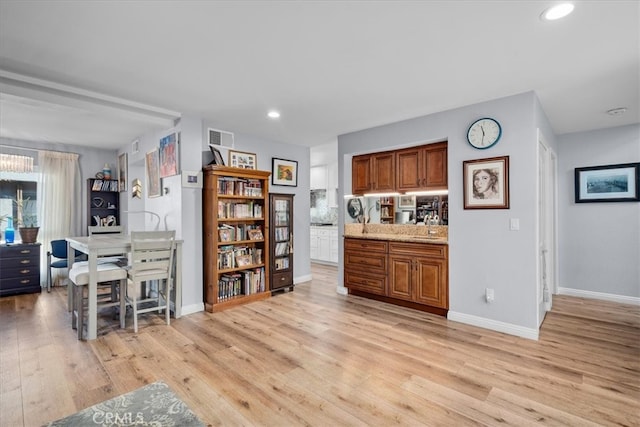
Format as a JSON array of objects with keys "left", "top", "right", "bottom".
[{"left": 467, "top": 118, "right": 502, "bottom": 149}]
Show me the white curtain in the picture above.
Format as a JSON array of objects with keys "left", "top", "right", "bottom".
[{"left": 37, "top": 151, "right": 82, "bottom": 286}]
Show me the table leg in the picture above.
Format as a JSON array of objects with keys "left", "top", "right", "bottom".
[{"left": 87, "top": 251, "right": 98, "bottom": 340}]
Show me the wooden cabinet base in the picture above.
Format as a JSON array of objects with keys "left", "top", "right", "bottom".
[
  {"left": 205, "top": 291, "right": 271, "bottom": 313},
  {"left": 349, "top": 289, "right": 448, "bottom": 317}
]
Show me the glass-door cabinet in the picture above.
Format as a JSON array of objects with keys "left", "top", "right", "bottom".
[{"left": 269, "top": 193, "right": 294, "bottom": 293}]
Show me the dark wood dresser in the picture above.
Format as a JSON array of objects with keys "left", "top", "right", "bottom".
[{"left": 0, "top": 243, "right": 41, "bottom": 296}]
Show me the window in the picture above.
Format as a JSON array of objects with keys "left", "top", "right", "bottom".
[{"left": 0, "top": 176, "right": 38, "bottom": 232}]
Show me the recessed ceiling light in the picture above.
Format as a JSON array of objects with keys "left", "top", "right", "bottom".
[
  {"left": 606, "top": 107, "right": 627, "bottom": 116},
  {"left": 267, "top": 110, "right": 280, "bottom": 119},
  {"left": 541, "top": 3, "right": 575, "bottom": 21}
]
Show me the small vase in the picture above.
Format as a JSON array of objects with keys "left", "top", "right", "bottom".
[{"left": 5, "top": 217, "right": 15, "bottom": 243}]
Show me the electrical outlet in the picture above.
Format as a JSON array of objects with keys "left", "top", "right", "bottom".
[{"left": 485, "top": 288, "right": 495, "bottom": 303}]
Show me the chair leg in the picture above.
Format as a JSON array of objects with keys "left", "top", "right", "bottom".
[
  {"left": 165, "top": 279, "right": 171, "bottom": 326},
  {"left": 47, "top": 254, "right": 52, "bottom": 293},
  {"left": 70, "top": 281, "right": 77, "bottom": 330},
  {"left": 119, "top": 279, "right": 127, "bottom": 329},
  {"left": 76, "top": 284, "right": 84, "bottom": 340},
  {"left": 132, "top": 281, "right": 139, "bottom": 334}
]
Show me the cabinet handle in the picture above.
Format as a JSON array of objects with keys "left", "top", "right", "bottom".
[
  {"left": 21, "top": 269, "right": 30, "bottom": 274},
  {"left": 20, "top": 260, "right": 30, "bottom": 264},
  {"left": 20, "top": 279, "right": 29, "bottom": 284},
  {"left": 20, "top": 250, "right": 30, "bottom": 254}
]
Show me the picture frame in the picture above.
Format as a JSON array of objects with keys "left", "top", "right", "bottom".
[
  {"left": 272, "top": 158, "right": 298, "bottom": 187},
  {"left": 145, "top": 148, "right": 162, "bottom": 198},
  {"left": 248, "top": 228, "right": 264, "bottom": 241},
  {"left": 228, "top": 150, "right": 257, "bottom": 170},
  {"left": 463, "top": 155, "right": 510, "bottom": 209},
  {"left": 218, "top": 229, "right": 232, "bottom": 242},
  {"left": 575, "top": 162, "right": 640, "bottom": 203},
  {"left": 398, "top": 195, "right": 416, "bottom": 209},
  {"left": 208, "top": 145, "right": 225, "bottom": 166},
  {"left": 235, "top": 254, "right": 252, "bottom": 267},
  {"left": 159, "top": 132, "right": 179, "bottom": 178},
  {"left": 117, "top": 152, "right": 128, "bottom": 192}
]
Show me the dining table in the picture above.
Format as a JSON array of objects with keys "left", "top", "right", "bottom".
[{"left": 66, "top": 234, "right": 183, "bottom": 340}]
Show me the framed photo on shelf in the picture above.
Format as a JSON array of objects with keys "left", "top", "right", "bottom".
[
  {"left": 236, "top": 254, "right": 252, "bottom": 267},
  {"left": 208, "top": 144, "right": 225, "bottom": 166},
  {"left": 145, "top": 148, "right": 162, "bottom": 198},
  {"left": 159, "top": 132, "right": 179, "bottom": 178},
  {"left": 575, "top": 162, "right": 639, "bottom": 203},
  {"left": 219, "top": 229, "right": 232, "bottom": 242},
  {"left": 272, "top": 158, "right": 298, "bottom": 187},
  {"left": 248, "top": 228, "right": 264, "bottom": 240},
  {"left": 463, "top": 155, "right": 510, "bottom": 209},
  {"left": 228, "top": 150, "right": 257, "bottom": 169},
  {"left": 398, "top": 195, "right": 415, "bottom": 208},
  {"left": 117, "top": 152, "right": 128, "bottom": 192}
]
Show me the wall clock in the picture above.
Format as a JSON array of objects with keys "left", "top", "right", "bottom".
[{"left": 467, "top": 117, "right": 502, "bottom": 149}]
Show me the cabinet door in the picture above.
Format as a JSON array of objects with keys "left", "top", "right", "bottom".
[
  {"left": 388, "top": 254, "right": 413, "bottom": 301},
  {"left": 371, "top": 152, "right": 395, "bottom": 192},
  {"left": 318, "top": 231, "right": 331, "bottom": 261},
  {"left": 424, "top": 143, "right": 448, "bottom": 189},
  {"left": 396, "top": 148, "right": 421, "bottom": 192},
  {"left": 352, "top": 155, "right": 371, "bottom": 194},
  {"left": 414, "top": 257, "right": 447, "bottom": 307}
]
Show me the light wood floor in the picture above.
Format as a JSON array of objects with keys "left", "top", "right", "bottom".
[{"left": 1, "top": 263, "right": 639, "bottom": 426}]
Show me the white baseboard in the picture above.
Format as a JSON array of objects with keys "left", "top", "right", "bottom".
[
  {"left": 447, "top": 311, "right": 539, "bottom": 341},
  {"left": 295, "top": 274, "right": 312, "bottom": 284},
  {"left": 180, "top": 302, "right": 204, "bottom": 316},
  {"left": 558, "top": 287, "right": 640, "bottom": 305},
  {"left": 336, "top": 286, "right": 348, "bottom": 296}
]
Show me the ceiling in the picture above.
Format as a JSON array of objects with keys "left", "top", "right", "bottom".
[{"left": 0, "top": 1, "right": 638, "bottom": 150}]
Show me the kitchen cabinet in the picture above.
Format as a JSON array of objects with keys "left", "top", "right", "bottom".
[
  {"left": 310, "top": 166, "right": 327, "bottom": 190},
  {"left": 344, "top": 237, "right": 448, "bottom": 315},
  {"left": 352, "top": 151, "right": 395, "bottom": 195},
  {"left": 310, "top": 226, "right": 338, "bottom": 264},
  {"left": 202, "top": 165, "right": 271, "bottom": 312},
  {"left": 396, "top": 141, "right": 448, "bottom": 192}
]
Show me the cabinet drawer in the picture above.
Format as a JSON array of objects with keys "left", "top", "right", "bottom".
[
  {"left": 271, "top": 270, "right": 293, "bottom": 290},
  {"left": 344, "top": 238, "right": 387, "bottom": 253},
  {"left": 345, "top": 250, "right": 387, "bottom": 273},
  {"left": 389, "top": 242, "right": 447, "bottom": 259},
  {"left": 345, "top": 270, "right": 386, "bottom": 295},
  {"left": 0, "top": 244, "right": 40, "bottom": 258},
  {"left": 0, "top": 275, "right": 41, "bottom": 289},
  {"left": 0, "top": 265, "right": 39, "bottom": 280},
  {"left": 0, "top": 254, "right": 39, "bottom": 268}
]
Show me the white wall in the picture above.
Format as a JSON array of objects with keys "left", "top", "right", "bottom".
[
  {"left": 558, "top": 124, "right": 640, "bottom": 301},
  {"left": 338, "top": 91, "right": 542, "bottom": 338}
]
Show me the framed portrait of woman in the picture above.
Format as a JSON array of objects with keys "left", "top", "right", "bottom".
[{"left": 463, "top": 156, "right": 510, "bottom": 209}]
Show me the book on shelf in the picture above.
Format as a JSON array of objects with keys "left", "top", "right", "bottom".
[
  {"left": 275, "top": 242, "right": 289, "bottom": 256},
  {"left": 275, "top": 257, "right": 289, "bottom": 270}
]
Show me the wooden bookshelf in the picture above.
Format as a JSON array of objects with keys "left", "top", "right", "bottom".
[{"left": 203, "top": 165, "right": 271, "bottom": 312}]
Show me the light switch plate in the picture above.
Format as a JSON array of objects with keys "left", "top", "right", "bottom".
[{"left": 510, "top": 218, "right": 520, "bottom": 230}]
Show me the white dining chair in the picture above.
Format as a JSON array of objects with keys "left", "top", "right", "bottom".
[{"left": 123, "top": 231, "right": 176, "bottom": 333}]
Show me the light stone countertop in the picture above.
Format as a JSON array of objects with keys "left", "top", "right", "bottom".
[{"left": 343, "top": 223, "right": 448, "bottom": 245}]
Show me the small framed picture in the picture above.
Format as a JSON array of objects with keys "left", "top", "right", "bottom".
[
  {"left": 145, "top": 148, "right": 162, "bottom": 198},
  {"left": 219, "top": 229, "right": 232, "bottom": 242},
  {"left": 575, "top": 162, "right": 640, "bottom": 203},
  {"left": 398, "top": 195, "right": 415, "bottom": 208},
  {"left": 248, "top": 228, "right": 264, "bottom": 241},
  {"left": 229, "top": 150, "right": 257, "bottom": 169},
  {"left": 236, "top": 254, "right": 252, "bottom": 267},
  {"left": 463, "top": 155, "right": 510, "bottom": 209},
  {"left": 209, "top": 144, "right": 225, "bottom": 166},
  {"left": 159, "top": 132, "right": 179, "bottom": 178},
  {"left": 272, "top": 158, "right": 298, "bottom": 187}
]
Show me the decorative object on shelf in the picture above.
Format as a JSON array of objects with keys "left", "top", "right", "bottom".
[
  {"left": 145, "top": 148, "right": 161, "bottom": 198},
  {"left": 159, "top": 132, "right": 179, "bottom": 178},
  {"left": 463, "top": 155, "right": 510, "bottom": 209},
  {"left": 132, "top": 178, "right": 142, "bottom": 199},
  {"left": 398, "top": 195, "right": 416, "bottom": 209},
  {"left": 467, "top": 117, "right": 502, "bottom": 149},
  {"left": 208, "top": 145, "right": 225, "bottom": 166},
  {"left": 575, "top": 162, "right": 640, "bottom": 203},
  {"left": 346, "top": 197, "right": 363, "bottom": 219},
  {"left": 118, "top": 152, "right": 128, "bottom": 192},
  {"left": 229, "top": 150, "right": 257, "bottom": 170},
  {"left": 4, "top": 217, "right": 15, "bottom": 243},
  {"left": 91, "top": 197, "right": 105, "bottom": 208},
  {"left": 102, "top": 163, "right": 112, "bottom": 180},
  {"left": 18, "top": 226, "right": 39, "bottom": 244},
  {"left": 271, "top": 158, "right": 298, "bottom": 187}
]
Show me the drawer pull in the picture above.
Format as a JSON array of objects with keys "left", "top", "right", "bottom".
[
  {"left": 20, "top": 250, "right": 31, "bottom": 254},
  {"left": 20, "top": 260, "right": 31, "bottom": 264},
  {"left": 20, "top": 279, "right": 30, "bottom": 284},
  {"left": 21, "top": 269, "right": 31, "bottom": 274}
]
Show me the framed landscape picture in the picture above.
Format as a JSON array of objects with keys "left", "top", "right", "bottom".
[
  {"left": 272, "top": 158, "right": 298, "bottom": 187},
  {"left": 575, "top": 162, "right": 640, "bottom": 203}
]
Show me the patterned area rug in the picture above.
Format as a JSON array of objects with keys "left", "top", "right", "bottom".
[{"left": 45, "top": 381, "right": 204, "bottom": 427}]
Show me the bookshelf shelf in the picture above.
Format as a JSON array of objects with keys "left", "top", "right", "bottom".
[{"left": 203, "top": 165, "right": 271, "bottom": 312}]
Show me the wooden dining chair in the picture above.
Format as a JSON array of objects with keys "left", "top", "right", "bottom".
[{"left": 123, "top": 230, "right": 176, "bottom": 333}]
